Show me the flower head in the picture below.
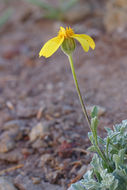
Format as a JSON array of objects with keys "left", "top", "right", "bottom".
[
  {"left": 39, "top": 26, "right": 95, "bottom": 58},
  {"left": 58, "top": 27, "right": 74, "bottom": 38}
]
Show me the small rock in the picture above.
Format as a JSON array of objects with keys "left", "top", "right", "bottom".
[
  {"left": 3, "top": 120, "right": 24, "bottom": 131},
  {"left": 9, "top": 128, "right": 23, "bottom": 141},
  {"left": 32, "top": 139, "right": 44, "bottom": 149},
  {"left": 29, "top": 122, "right": 50, "bottom": 142},
  {"left": 0, "top": 124, "right": 25, "bottom": 153},
  {"left": 0, "top": 177, "right": 17, "bottom": 190},
  {"left": 3, "top": 120, "right": 25, "bottom": 141},
  {"left": 0, "top": 132, "right": 15, "bottom": 153},
  {"left": 0, "top": 150, "right": 23, "bottom": 163},
  {"left": 46, "top": 171, "right": 60, "bottom": 184},
  {"left": 31, "top": 177, "right": 41, "bottom": 184},
  {"left": 40, "top": 154, "right": 51, "bottom": 167},
  {"left": 14, "top": 175, "right": 64, "bottom": 190}
]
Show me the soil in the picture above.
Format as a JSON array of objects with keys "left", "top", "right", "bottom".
[{"left": 0, "top": 0, "right": 127, "bottom": 189}]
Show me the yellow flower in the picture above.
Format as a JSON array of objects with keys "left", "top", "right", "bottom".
[{"left": 39, "top": 26, "right": 95, "bottom": 58}]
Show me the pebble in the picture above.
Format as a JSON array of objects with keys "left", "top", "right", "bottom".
[
  {"left": 40, "top": 154, "right": 51, "bottom": 167},
  {"left": 31, "top": 177, "right": 41, "bottom": 184},
  {"left": 32, "top": 139, "right": 45, "bottom": 149},
  {"left": 46, "top": 171, "right": 60, "bottom": 184},
  {"left": 14, "top": 175, "right": 64, "bottom": 190},
  {"left": 29, "top": 122, "right": 50, "bottom": 142},
  {"left": 3, "top": 120, "right": 24, "bottom": 131},
  {"left": 0, "top": 177, "right": 17, "bottom": 190},
  {"left": 0, "top": 131, "right": 15, "bottom": 153},
  {"left": 3, "top": 120, "right": 25, "bottom": 141},
  {"left": 0, "top": 150, "right": 23, "bottom": 163},
  {"left": 0, "top": 122, "right": 25, "bottom": 153}
]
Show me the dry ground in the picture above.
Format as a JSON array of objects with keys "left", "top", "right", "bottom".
[{"left": 0, "top": 0, "right": 127, "bottom": 189}]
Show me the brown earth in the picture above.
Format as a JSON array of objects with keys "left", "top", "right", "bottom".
[{"left": 0, "top": 0, "right": 127, "bottom": 189}]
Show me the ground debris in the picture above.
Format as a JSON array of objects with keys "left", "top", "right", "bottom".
[
  {"left": 14, "top": 175, "right": 64, "bottom": 190},
  {"left": 0, "top": 164, "right": 23, "bottom": 175},
  {"left": 0, "top": 177, "right": 17, "bottom": 190}
]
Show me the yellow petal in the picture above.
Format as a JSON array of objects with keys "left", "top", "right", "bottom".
[
  {"left": 39, "top": 36, "right": 64, "bottom": 58},
  {"left": 73, "top": 34, "right": 95, "bottom": 50},
  {"left": 72, "top": 34, "right": 89, "bottom": 52}
]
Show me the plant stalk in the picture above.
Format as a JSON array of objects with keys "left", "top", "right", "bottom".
[
  {"left": 68, "top": 54, "right": 113, "bottom": 171},
  {"left": 68, "top": 54, "right": 91, "bottom": 130}
]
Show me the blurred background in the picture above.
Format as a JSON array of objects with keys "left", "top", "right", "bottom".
[{"left": 0, "top": 0, "right": 127, "bottom": 189}]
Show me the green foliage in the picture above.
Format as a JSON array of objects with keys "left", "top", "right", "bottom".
[
  {"left": 91, "top": 106, "right": 98, "bottom": 118},
  {"left": 68, "top": 108, "right": 127, "bottom": 190},
  {"left": 25, "top": 0, "right": 78, "bottom": 20},
  {"left": 0, "top": 8, "right": 12, "bottom": 28}
]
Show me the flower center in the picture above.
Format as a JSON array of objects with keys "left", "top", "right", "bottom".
[{"left": 58, "top": 27, "right": 74, "bottom": 39}]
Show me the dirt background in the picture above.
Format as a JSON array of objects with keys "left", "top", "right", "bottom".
[{"left": 0, "top": 0, "right": 127, "bottom": 189}]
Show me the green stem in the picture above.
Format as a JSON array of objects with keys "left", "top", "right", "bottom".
[
  {"left": 96, "top": 145, "right": 112, "bottom": 172},
  {"left": 68, "top": 54, "right": 113, "bottom": 172},
  {"left": 68, "top": 54, "right": 91, "bottom": 130}
]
